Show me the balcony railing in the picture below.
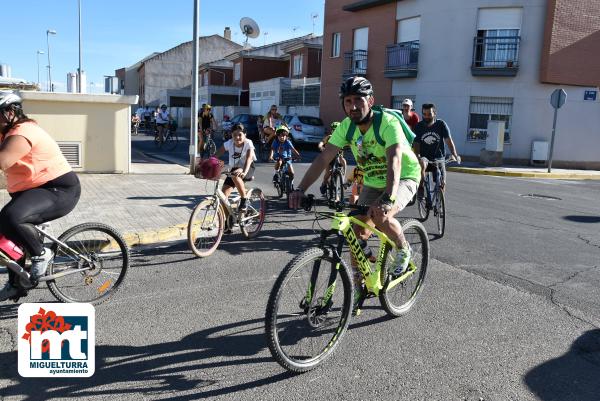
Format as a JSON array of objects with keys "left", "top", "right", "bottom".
[
  {"left": 471, "top": 36, "right": 520, "bottom": 76},
  {"left": 343, "top": 50, "right": 368, "bottom": 77},
  {"left": 384, "top": 40, "right": 419, "bottom": 78}
]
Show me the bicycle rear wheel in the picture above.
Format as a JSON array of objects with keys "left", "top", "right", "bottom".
[
  {"left": 379, "top": 218, "right": 429, "bottom": 317},
  {"left": 208, "top": 140, "right": 216, "bottom": 157},
  {"left": 47, "top": 223, "right": 130, "bottom": 305},
  {"left": 435, "top": 190, "right": 446, "bottom": 237},
  {"left": 265, "top": 247, "right": 353, "bottom": 372},
  {"left": 240, "top": 188, "right": 266, "bottom": 239},
  {"left": 187, "top": 198, "right": 224, "bottom": 257}
]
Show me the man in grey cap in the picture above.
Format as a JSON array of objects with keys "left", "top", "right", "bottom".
[{"left": 401, "top": 98, "right": 420, "bottom": 131}]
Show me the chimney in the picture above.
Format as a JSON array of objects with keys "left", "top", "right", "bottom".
[{"left": 224, "top": 27, "right": 231, "bottom": 40}]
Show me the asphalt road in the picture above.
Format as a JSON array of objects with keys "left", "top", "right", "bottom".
[{"left": 0, "top": 138, "right": 598, "bottom": 400}]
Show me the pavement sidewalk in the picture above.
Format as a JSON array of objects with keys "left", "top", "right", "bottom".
[{"left": 447, "top": 162, "right": 600, "bottom": 179}]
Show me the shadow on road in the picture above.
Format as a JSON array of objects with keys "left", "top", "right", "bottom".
[
  {"left": 127, "top": 194, "right": 203, "bottom": 211},
  {"left": 563, "top": 215, "right": 600, "bottom": 224},
  {"left": 0, "top": 317, "right": 295, "bottom": 400},
  {"left": 524, "top": 329, "right": 600, "bottom": 401}
]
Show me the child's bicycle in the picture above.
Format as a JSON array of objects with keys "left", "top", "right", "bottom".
[
  {"left": 323, "top": 152, "right": 346, "bottom": 204},
  {"left": 265, "top": 196, "right": 429, "bottom": 372},
  {"left": 187, "top": 171, "right": 266, "bottom": 258},
  {"left": 272, "top": 156, "right": 300, "bottom": 201},
  {"left": 1, "top": 222, "right": 129, "bottom": 304}
]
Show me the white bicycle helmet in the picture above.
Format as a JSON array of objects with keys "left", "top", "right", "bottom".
[{"left": 0, "top": 91, "right": 22, "bottom": 110}]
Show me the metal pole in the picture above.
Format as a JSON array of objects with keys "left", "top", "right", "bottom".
[
  {"left": 36, "top": 50, "right": 44, "bottom": 87},
  {"left": 189, "top": 0, "right": 200, "bottom": 174},
  {"left": 78, "top": 0, "right": 82, "bottom": 93},
  {"left": 47, "top": 32, "right": 51, "bottom": 91},
  {"left": 547, "top": 107, "right": 558, "bottom": 173}
]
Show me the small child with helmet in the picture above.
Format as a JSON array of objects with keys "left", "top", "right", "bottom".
[
  {"left": 318, "top": 121, "right": 347, "bottom": 196},
  {"left": 268, "top": 124, "right": 300, "bottom": 184}
]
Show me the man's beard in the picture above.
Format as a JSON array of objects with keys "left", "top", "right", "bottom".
[
  {"left": 349, "top": 110, "right": 372, "bottom": 125},
  {"left": 423, "top": 117, "right": 433, "bottom": 124}
]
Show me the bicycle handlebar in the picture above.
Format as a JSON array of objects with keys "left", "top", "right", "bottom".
[{"left": 301, "top": 194, "right": 369, "bottom": 214}]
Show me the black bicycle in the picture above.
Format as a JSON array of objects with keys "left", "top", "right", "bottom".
[
  {"left": 324, "top": 153, "right": 346, "bottom": 204},
  {"left": 154, "top": 121, "right": 179, "bottom": 151},
  {"left": 272, "top": 157, "right": 299, "bottom": 201},
  {"left": 416, "top": 156, "right": 458, "bottom": 237}
]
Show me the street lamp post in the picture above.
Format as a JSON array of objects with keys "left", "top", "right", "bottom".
[
  {"left": 78, "top": 0, "right": 83, "bottom": 93},
  {"left": 46, "top": 29, "right": 57, "bottom": 92},
  {"left": 36, "top": 50, "right": 45, "bottom": 88},
  {"left": 89, "top": 82, "right": 94, "bottom": 94}
]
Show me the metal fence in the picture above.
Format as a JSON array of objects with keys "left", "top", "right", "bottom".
[
  {"left": 472, "top": 36, "right": 520, "bottom": 69},
  {"left": 280, "top": 78, "right": 321, "bottom": 106}
]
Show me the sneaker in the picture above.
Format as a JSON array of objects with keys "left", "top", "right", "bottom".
[
  {"left": 390, "top": 245, "right": 412, "bottom": 277},
  {"left": 238, "top": 198, "right": 247, "bottom": 212},
  {"left": 0, "top": 281, "right": 19, "bottom": 301},
  {"left": 30, "top": 247, "right": 53, "bottom": 280},
  {"left": 320, "top": 185, "right": 327, "bottom": 196}
]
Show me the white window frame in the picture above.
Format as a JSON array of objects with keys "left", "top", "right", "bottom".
[
  {"left": 331, "top": 32, "right": 341, "bottom": 58},
  {"left": 234, "top": 63, "right": 240, "bottom": 81},
  {"left": 467, "top": 96, "right": 513, "bottom": 143},
  {"left": 293, "top": 54, "right": 303, "bottom": 77}
]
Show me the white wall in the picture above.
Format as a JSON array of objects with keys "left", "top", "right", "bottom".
[{"left": 392, "top": 0, "right": 600, "bottom": 165}]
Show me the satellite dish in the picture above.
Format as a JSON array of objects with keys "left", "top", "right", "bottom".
[{"left": 240, "top": 17, "right": 260, "bottom": 45}]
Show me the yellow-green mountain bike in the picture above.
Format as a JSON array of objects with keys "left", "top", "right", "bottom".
[{"left": 265, "top": 196, "right": 429, "bottom": 372}]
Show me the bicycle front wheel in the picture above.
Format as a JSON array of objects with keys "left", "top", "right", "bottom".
[
  {"left": 187, "top": 198, "right": 224, "bottom": 257},
  {"left": 208, "top": 140, "right": 216, "bottom": 156},
  {"left": 164, "top": 132, "right": 179, "bottom": 151},
  {"left": 265, "top": 247, "right": 353, "bottom": 373},
  {"left": 435, "top": 190, "right": 446, "bottom": 237},
  {"left": 47, "top": 223, "right": 130, "bottom": 305},
  {"left": 330, "top": 171, "right": 344, "bottom": 203},
  {"left": 379, "top": 218, "right": 429, "bottom": 317},
  {"left": 240, "top": 188, "right": 266, "bottom": 239},
  {"left": 417, "top": 185, "right": 429, "bottom": 221}
]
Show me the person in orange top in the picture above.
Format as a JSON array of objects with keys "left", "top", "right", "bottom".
[{"left": 0, "top": 92, "right": 81, "bottom": 301}]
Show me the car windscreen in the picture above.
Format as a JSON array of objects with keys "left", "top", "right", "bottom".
[{"left": 299, "top": 116, "right": 323, "bottom": 126}]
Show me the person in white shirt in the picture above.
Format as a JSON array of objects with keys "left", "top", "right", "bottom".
[
  {"left": 155, "top": 104, "right": 170, "bottom": 144},
  {"left": 212, "top": 123, "right": 256, "bottom": 212}
]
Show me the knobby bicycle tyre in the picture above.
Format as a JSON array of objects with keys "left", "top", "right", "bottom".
[
  {"left": 417, "top": 179, "right": 430, "bottom": 221},
  {"left": 187, "top": 198, "right": 224, "bottom": 257},
  {"left": 240, "top": 188, "right": 266, "bottom": 239},
  {"left": 265, "top": 247, "right": 353, "bottom": 373},
  {"left": 47, "top": 222, "right": 130, "bottom": 305},
  {"left": 379, "top": 218, "right": 429, "bottom": 317},
  {"left": 330, "top": 171, "right": 344, "bottom": 204},
  {"left": 164, "top": 131, "right": 179, "bottom": 151},
  {"left": 435, "top": 190, "right": 446, "bottom": 237}
]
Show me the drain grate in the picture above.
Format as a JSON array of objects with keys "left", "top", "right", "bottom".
[{"left": 519, "top": 193, "right": 562, "bottom": 201}]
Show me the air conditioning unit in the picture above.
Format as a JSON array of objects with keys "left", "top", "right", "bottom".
[{"left": 531, "top": 141, "right": 549, "bottom": 166}]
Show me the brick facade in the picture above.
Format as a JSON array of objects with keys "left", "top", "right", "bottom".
[
  {"left": 540, "top": 0, "right": 600, "bottom": 87},
  {"left": 321, "top": 0, "right": 396, "bottom": 126}
]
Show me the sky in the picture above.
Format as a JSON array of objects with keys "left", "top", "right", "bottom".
[{"left": 2, "top": 0, "right": 325, "bottom": 93}]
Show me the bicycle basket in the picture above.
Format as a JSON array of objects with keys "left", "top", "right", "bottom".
[{"left": 196, "top": 157, "right": 222, "bottom": 180}]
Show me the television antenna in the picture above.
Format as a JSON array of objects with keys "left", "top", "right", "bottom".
[
  {"left": 292, "top": 26, "right": 300, "bottom": 34},
  {"left": 311, "top": 13, "right": 318, "bottom": 35},
  {"left": 240, "top": 17, "right": 260, "bottom": 47}
]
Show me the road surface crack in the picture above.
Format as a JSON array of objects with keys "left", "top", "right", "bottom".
[{"left": 577, "top": 235, "right": 600, "bottom": 250}]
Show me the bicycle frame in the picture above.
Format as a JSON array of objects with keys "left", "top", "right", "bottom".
[
  {"left": 206, "top": 177, "right": 260, "bottom": 225},
  {"left": 423, "top": 162, "right": 443, "bottom": 210},
  {"left": 308, "top": 211, "right": 418, "bottom": 307}
]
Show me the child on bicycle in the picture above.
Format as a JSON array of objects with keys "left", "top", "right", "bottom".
[
  {"left": 347, "top": 166, "right": 364, "bottom": 205},
  {"left": 211, "top": 122, "right": 256, "bottom": 212},
  {"left": 268, "top": 125, "right": 300, "bottom": 184},
  {"left": 318, "top": 122, "right": 347, "bottom": 196}
]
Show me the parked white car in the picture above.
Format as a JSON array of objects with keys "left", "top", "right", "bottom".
[{"left": 283, "top": 115, "right": 326, "bottom": 144}]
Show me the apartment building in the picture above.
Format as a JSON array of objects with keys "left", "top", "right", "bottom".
[{"left": 322, "top": 0, "right": 600, "bottom": 168}]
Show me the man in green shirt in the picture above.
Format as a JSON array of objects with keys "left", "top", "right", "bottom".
[{"left": 289, "top": 76, "right": 421, "bottom": 282}]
